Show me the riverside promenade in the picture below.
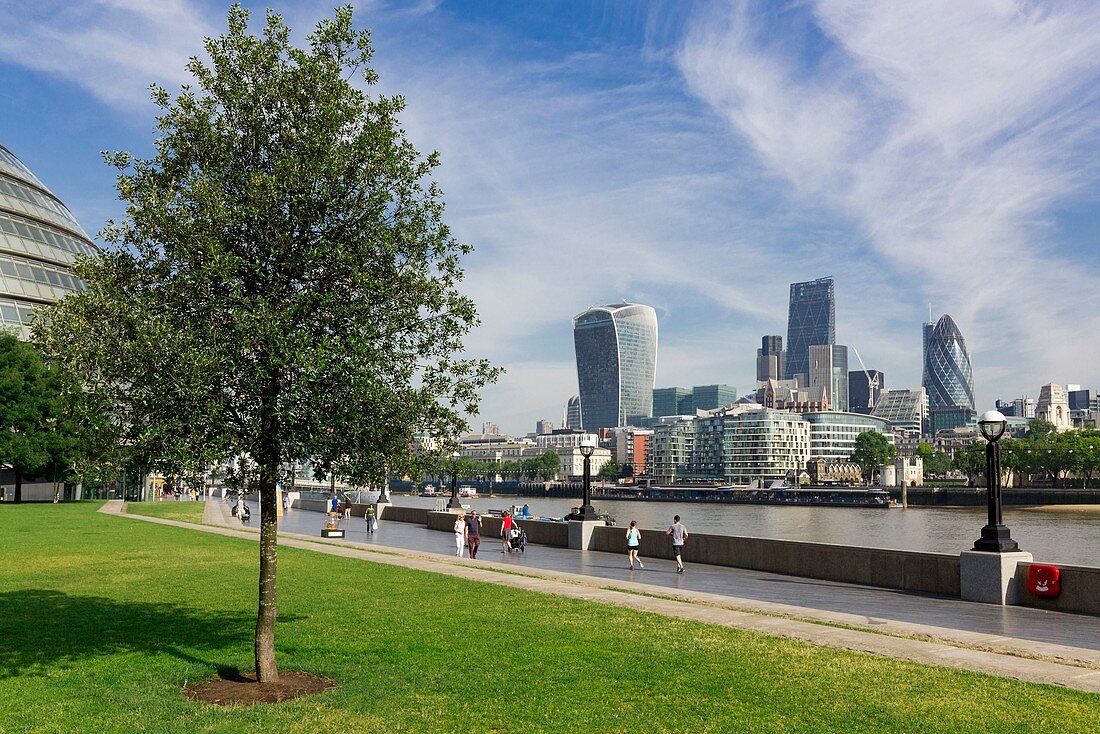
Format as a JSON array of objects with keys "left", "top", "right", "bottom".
[{"left": 108, "top": 499, "right": 1100, "bottom": 692}]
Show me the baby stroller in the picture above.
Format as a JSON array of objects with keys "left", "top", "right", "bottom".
[
  {"left": 240, "top": 505, "right": 251, "bottom": 524},
  {"left": 507, "top": 526, "right": 527, "bottom": 553}
]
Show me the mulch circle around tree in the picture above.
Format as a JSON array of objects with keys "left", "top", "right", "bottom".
[{"left": 184, "top": 669, "right": 338, "bottom": 706}]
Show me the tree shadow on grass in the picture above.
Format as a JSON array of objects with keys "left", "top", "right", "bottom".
[{"left": 0, "top": 589, "right": 296, "bottom": 678}]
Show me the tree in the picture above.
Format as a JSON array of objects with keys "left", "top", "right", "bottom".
[
  {"left": 34, "top": 6, "right": 498, "bottom": 683},
  {"left": 0, "top": 334, "right": 69, "bottom": 502},
  {"left": 850, "top": 431, "right": 896, "bottom": 484},
  {"left": 598, "top": 461, "right": 621, "bottom": 479},
  {"left": 953, "top": 441, "right": 986, "bottom": 487},
  {"left": 535, "top": 451, "right": 559, "bottom": 481}
]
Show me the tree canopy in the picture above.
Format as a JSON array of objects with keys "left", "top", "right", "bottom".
[
  {"left": 34, "top": 5, "right": 498, "bottom": 682},
  {"left": 850, "top": 431, "right": 896, "bottom": 484},
  {"left": 0, "top": 333, "right": 79, "bottom": 502}
]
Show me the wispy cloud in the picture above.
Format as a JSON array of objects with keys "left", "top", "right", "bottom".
[
  {"left": 5, "top": 1, "right": 1098, "bottom": 433},
  {"left": 0, "top": 0, "right": 216, "bottom": 109},
  {"left": 678, "top": 0, "right": 1100, "bottom": 404}
]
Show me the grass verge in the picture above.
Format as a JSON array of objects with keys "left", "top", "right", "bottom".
[
  {"left": 125, "top": 501, "right": 206, "bottom": 524},
  {"left": 0, "top": 502, "right": 1096, "bottom": 733}
]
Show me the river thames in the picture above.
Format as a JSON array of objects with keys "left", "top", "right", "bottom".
[{"left": 388, "top": 494, "right": 1100, "bottom": 567}]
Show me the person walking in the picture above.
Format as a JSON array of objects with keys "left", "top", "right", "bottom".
[
  {"left": 365, "top": 504, "right": 377, "bottom": 534},
  {"left": 626, "top": 520, "right": 644, "bottom": 570},
  {"left": 454, "top": 512, "right": 467, "bottom": 557},
  {"left": 465, "top": 510, "right": 482, "bottom": 559},
  {"left": 667, "top": 515, "right": 688, "bottom": 573},
  {"left": 500, "top": 511, "right": 514, "bottom": 553},
  {"left": 281, "top": 493, "right": 289, "bottom": 512}
]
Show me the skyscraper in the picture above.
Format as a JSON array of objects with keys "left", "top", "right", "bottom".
[
  {"left": 652, "top": 387, "right": 693, "bottom": 418},
  {"left": 691, "top": 384, "right": 738, "bottom": 412},
  {"left": 786, "top": 278, "right": 835, "bottom": 383},
  {"left": 756, "top": 335, "right": 786, "bottom": 382},
  {"left": 923, "top": 314, "right": 975, "bottom": 435},
  {"left": 808, "top": 344, "right": 848, "bottom": 412},
  {"left": 564, "top": 395, "right": 582, "bottom": 430},
  {"left": 573, "top": 302, "right": 658, "bottom": 431},
  {"left": 848, "top": 370, "right": 885, "bottom": 414}
]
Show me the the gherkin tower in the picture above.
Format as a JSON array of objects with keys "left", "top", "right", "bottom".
[
  {"left": 0, "top": 144, "right": 96, "bottom": 337},
  {"left": 923, "top": 314, "right": 975, "bottom": 434}
]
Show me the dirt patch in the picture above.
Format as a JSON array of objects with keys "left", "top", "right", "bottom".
[{"left": 184, "top": 669, "right": 338, "bottom": 706}]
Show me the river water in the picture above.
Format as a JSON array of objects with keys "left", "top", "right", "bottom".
[{"left": 388, "top": 494, "right": 1100, "bottom": 567}]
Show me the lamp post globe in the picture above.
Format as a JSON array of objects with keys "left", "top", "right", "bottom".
[
  {"left": 973, "top": 409, "right": 1019, "bottom": 553},
  {"left": 577, "top": 436, "right": 598, "bottom": 521},
  {"left": 978, "top": 410, "right": 1007, "bottom": 442},
  {"left": 447, "top": 451, "right": 464, "bottom": 510}
]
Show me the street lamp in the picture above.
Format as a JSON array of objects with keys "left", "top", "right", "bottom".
[
  {"left": 577, "top": 436, "right": 598, "bottom": 520},
  {"left": 447, "top": 451, "right": 463, "bottom": 510},
  {"left": 972, "top": 410, "right": 1020, "bottom": 553}
]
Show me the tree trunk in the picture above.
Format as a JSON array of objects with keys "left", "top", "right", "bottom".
[
  {"left": 254, "top": 454, "right": 280, "bottom": 682},
  {"left": 13, "top": 470, "right": 21, "bottom": 504}
]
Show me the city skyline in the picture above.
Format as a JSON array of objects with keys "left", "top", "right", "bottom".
[{"left": 1, "top": 2, "right": 1099, "bottom": 435}]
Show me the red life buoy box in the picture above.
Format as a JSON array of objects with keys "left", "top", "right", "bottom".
[{"left": 1027, "top": 564, "right": 1061, "bottom": 598}]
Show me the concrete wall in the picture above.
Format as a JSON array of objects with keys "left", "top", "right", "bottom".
[
  {"left": 425, "top": 512, "right": 570, "bottom": 547},
  {"left": 375, "top": 505, "right": 429, "bottom": 524},
  {"left": 1014, "top": 562, "right": 1100, "bottom": 616},
  {"left": 590, "top": 526, "right": 961, "bottom": 596}
]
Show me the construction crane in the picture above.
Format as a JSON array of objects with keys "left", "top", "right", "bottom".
[{"left": 850, "top": 346, "right": 879, "bottom": 410}]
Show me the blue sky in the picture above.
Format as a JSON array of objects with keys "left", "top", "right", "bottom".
[{"left": 2, "top": 0, "right": 1099, "bottom": 436}]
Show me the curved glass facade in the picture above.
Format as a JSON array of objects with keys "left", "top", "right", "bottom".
[
  {"left": 923, "top": 314, "right": 975, "bottom": 412},
  {"left": 0, "top": 144, "right": 95, "bottom": 337},
  {"left": 573, "top": 302, "right": 658, "bottom": 430},
  {"left": 802, "top": 411, "right": 893, "bottom": 461}
]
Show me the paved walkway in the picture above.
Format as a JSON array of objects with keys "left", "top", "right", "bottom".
[{"left": 102, "top": 499, "right": 1100, "bottom": 693}]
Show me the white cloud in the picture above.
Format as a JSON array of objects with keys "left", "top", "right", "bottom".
[
  {"left": 678, "top": 0, "right": 1100, "bottom": 407},
  {"left": 0, "top": 1, "right": 215, "bottom": 109}
]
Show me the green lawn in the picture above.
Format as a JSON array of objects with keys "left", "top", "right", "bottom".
[
  {"left": 125, "top": 500, "right": 206, "bottom": 524},
  {"left": 0, "top": 503, "right": 1096, "bottom": 733}
]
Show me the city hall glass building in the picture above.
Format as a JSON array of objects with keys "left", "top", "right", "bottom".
[
  {"left": 786, "top": 277, "right": 835, "bottom": 382},
  {"left": 573, "top": 302, "right": 658, "bottom": 431},
  {"left": 922, "top": 314, "right": 975, "bottom": 434},
  {"left": 0, "top": 144, "right": 95, "bottom": 336}
]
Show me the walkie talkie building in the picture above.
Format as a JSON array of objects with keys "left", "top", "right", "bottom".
[
  {"left": 573, "top": 302, "right": 658, "bottom": 431},
  {"left": 0, "top": 144, "right": 96, "bottom": 337}
]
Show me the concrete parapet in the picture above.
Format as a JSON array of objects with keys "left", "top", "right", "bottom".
[
  {"left": 427, "top": 510, "right": 466, "bottom": 532},
  {"left": 590, "top": 526, "right": 961, "bottom": 596},
  {"left": 374, "top": 505, "right": 428, "bottom": 524},
  {"left": 960, "top": 551, "right": 1033, "bottom": 604},
  {"left": 568, "top": 520, "right": 604, "bottom": 550},
  {"left": 515, "top": 519, "right": 569, "bottom": 548},
  {"left": 1014, "top": 562, "right": 1100, "bottom": 616}
]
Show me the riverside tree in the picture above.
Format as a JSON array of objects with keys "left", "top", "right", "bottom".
[
  {"left": 34, "top": 5, "right": 499, "bottom": 683},
  {"left": 850, "top": 431, "right": 896, "bottom": 484}
]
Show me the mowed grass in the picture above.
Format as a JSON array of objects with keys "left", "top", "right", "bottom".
[
  {"left": 0, "top": 503, "right": 1096, "bottom": 734},
  {"left": 125, "top": 500, "right": 206, "bottom": 524}
]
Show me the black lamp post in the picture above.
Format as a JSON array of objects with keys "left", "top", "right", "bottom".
[
  {"left": 577, "top": 437, "right": 598, "bottom": 520},
  {"left": 973, "top": 409, "right": 1020, "bottom": 552},
  {"left": 447, "top": 451, "right": 463, "bottom": 509}
]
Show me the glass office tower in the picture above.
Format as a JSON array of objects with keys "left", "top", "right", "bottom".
[
  {"left": 0, "top": 144, "right": 96, "bottom": 336},
  {"left": 923, "top": 314, "right": 975, "bottom": 434},
  {"left": 573, "top": 302, "right": 658, "bottom": 430},
  {"left": 809, "top": 344, "right": 848, "bottom": 412},
  {"left": 786, "top": 277, "right": 835, "bottom": 382}
]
